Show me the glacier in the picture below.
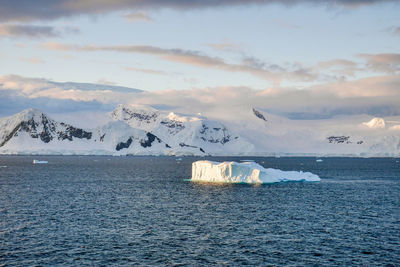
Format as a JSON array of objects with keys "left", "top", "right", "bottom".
[{"left": 191, "top": 160, "right": 321, "bottom": 184}]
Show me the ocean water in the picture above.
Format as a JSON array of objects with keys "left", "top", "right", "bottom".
[{"left": 0, "top": 156, "right": 399, "bottom": 266}]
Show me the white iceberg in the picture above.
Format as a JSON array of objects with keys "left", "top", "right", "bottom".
[
  {"left": 33, "top": 160, "right": 48, "bottom": 164},
  {"left": 191, "top": 160, "right": 320, "bottom": 184}
]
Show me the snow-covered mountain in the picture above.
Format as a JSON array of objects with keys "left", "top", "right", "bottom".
[
  {"left": 0, "top": 106, "right": 399, "bottom": 156},
  {"left": 110, "top": 104, "right": 253, "bottom": 155},
  {"left": 0, "top": 109, "right": 170, "bottom": 155},
  {"left": 219, "top": 107, "right": 400, "bottom": 157},
  {"left": 0, "top": 107, "right": 251, "bottom": 155}
]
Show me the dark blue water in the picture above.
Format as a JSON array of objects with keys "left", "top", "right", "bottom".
[{"left": 1, "top": 156, "right": 399, "bottom": 266}]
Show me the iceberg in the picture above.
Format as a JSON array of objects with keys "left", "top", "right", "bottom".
[
  {"left": 191, "top": 160, "right": 320, "bottom": 184},
  {"left": 33, "top": 160, "right": 48, "bottom": 164}
]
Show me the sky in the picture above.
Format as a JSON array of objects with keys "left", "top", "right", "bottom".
[{"left": 0, "top": 0, "right": 399, "bottom": 120}]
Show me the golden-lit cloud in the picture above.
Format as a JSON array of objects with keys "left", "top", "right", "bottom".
[
  {"left": 124, "top": 12, "right": 153, "bottom": 22},
  {"left": 41, "top": 42, "right": 318, "bottom": 84},
  {"left": 358, "top": 53, "right": 400, "bottom": 73},
  {"left": 2, "top": 74, "right": 399, "bottom": 120},
  {"left": 20, "top": 57, "right": 45, "bottom": 64},
  {"left": 125, "top": 67, "right": 169, "bottom": 75}
]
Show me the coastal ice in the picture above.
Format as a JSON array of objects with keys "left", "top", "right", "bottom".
[{"left": 191, "top": 160, "right": 321, "bottom": 184}]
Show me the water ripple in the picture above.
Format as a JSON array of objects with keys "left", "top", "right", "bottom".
[{"left": 0, "top": 156, "right": 399, "bottom": 266}]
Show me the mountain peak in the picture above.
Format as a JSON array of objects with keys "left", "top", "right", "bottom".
[
  {"left": 363, "top": 117, "right": 385, "bottom": 129},
  {"left": 115, "top": 103, "right": 158, "bottom": 112},
  {"left": 110, "top": 104, "right": 160, "bottom": 127},
  {"left": 11, "top": 108, "right": 48, "bottom": 123}
]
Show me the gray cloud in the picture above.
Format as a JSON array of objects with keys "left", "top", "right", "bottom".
[
  {"left": 0, "top": 24, "right": 80, "bottom": 39},
  {"left": 0, "top": 24, "right": 59, "bottom": 38},
  {"left": 0, "top": 0, "right": 397, "bottom": 22},
  {"left": 42, "top": 42, "right": 317, "bottom": 84}
]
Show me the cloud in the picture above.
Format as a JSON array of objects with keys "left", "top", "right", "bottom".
[
  {"left": 125, "top": 67, "right": 169, "bottom": 75},
  {"left": 311, "top": 75, "right": 400, "bottom": 98},
  {"left": 358, "top": 53, "right": 400, "bottom": 73},
  {"left": 317, "top": 59, "right": 357, "bottom": 69},
  {"left": 97, "top": 78, "right": 117, "bottom": 86},
  {"left": 122, "top": 75, "right": 400, "bottom": 120},
  {"left": 124, "top": 12, "right": 153, "bottom": 22},
  {"left": 0, "top": 24, "right": 79, "bottom": 39},
  {"left": 316, "top": 59, "right": 360, "bottom": 77},
  {"left": 206, "top": 40, "right": 242, "bottom": 52},
  {"left": 0, "top": 90, "right": 112, "bottom": 118},
  {"left": 0, "top": 0, "right": 397, "bottom": 22},
  {"left": 0, "top": 24, "right": 59, "bottom": 38},
  {"left": 20, "top": 57, "right": 46, "bottom": 64},
  {"left": 1, "top": 74, "right": 399, "bottom": 120},
  {"left": 0, "top": 75, "right": 141, "bottom": 104},
  {"left": 42, "top": 42, "right": 317, "bottom": 84},
  {"left": 395, "top": 27, "right": 400, "bottom": 35}
]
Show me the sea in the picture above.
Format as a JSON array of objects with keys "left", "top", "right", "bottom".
[{"left": 0, "top": 156, "right": 399, "bottom": 266}]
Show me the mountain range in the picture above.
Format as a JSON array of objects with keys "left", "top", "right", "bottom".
[{"left": 1, "top": 104, "right": 399, "bottom": 156}]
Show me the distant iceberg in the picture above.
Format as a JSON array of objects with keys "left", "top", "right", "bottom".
[
  {"left": 33, "top": 160, "right": 48, "bottom": 164},
  {"left": 191, "top": 160, "right": 320, "bottom": 184}
]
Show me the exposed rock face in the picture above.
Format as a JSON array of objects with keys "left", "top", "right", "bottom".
[
  {"left": 327, "top": 136, "right": 350, "bottom": 144},
  {"left": 199, "top": 123, "right": 233, "bottom": 144},
  {"left": 160, "top": 119, "right": 185, "bottom": 134},
  {"left": 327, "top": 136, "right": 364, "bottom": 145},
  {"left": 140, "top": 132, "right": 162, "bottom": 148},
  {"left": 253, "top": 108, "right": 267, "bottom": 122},
  {"left": 0, "top": 109, "right": 92, "bottom": 148},
  {"left": 116, "top": 137, "right": 133, "bottom": 151},
  {"left": 59, "top": 123, "right": 92, "bottom": 141}
]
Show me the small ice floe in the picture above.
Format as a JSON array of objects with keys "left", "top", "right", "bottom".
[
  {"left": 240, "top": 159, "right": 255, "bottom": 162},
  {"left": 0, "top": 165, "right": 7, "bottom": 168},
  {"left": 176, "top": 158, "right": 182, "bottom": 161},
  {"left": 191, "top": 160, "right": 320, "bottom": 184},
  {"left": 316, "top": 159, "right": 323, "bottom": 162},
  {"left": 33, "top": 160, "right": 48, "bottom": 164}
]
